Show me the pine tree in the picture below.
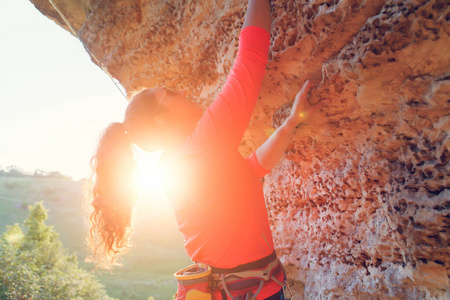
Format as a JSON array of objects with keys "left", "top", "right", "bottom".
[{"left": 0, "top": 203, "right": 113, "bottom": 300}]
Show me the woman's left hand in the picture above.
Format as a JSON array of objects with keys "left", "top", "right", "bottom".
[{"left": 287, "top": 80, "right": 330, "bottom": 126}]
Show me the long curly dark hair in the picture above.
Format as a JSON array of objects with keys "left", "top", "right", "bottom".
[
  {"left": 86, "top": 122, "right": 137, "bottom": 268},
  {"left": 85, "top": 89, "right": 161, "bottom": 269}
]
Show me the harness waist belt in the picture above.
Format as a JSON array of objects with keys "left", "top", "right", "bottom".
[
  {"left": 210, "top": 251, "right": 277, "bottom": 273},
  {"left": 209, "top": 253, "right": 285, "bottom": 300}
]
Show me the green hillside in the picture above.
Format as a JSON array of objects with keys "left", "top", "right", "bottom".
[{"left": 0, "top": 177, "right": 190, "bottom": 300}]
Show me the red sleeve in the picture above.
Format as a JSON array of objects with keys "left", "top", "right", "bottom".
[
  {"left": 246, "top": 151, "right": 270, "bottom": 178},
  {"left": 188, "top": 26, "right": 270, "bottom": 152}
]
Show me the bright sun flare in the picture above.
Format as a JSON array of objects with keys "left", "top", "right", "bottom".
[
  {"left": 136, "top": 149, "right": 165, "bottom": 194},
  {"left": 135, "top": 148, "right": 175, "bottom": 213},
  {"left": 134, "top": 148, "right": 176, "bottom": 222},
  {"left": 135, "top": 148, "right": 186, "bottom": 213}
]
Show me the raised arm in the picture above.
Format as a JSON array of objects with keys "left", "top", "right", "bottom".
[
  {"left": 243, "top": 0, "right": 272, "bottom": 33},
  {"left": 188, "top": 1, "right": 272, "bottom": 152},
  {"left": 255, "top": 81, "right": 330, "bottom": 171}
]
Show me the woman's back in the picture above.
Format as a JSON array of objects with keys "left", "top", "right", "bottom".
[{"left": 163, "top": 26, "right": 273, "bottom": 269}]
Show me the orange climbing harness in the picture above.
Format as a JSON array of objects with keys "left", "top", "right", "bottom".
[{"left": 174, "top": 253, "right": 293, "bottom": 300}]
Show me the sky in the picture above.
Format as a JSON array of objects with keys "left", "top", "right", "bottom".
[
  {"left": 0, "top": 0, "right": 128, "bottom": 180},
  {"left": 0, "top": 0, "right": 179, "bottom": 255}
]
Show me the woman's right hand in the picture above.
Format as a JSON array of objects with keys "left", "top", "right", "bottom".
[
  {"left": 287, "top": 80, "right": 330, "bottom": 127},
  {"left": 254, "top": 80, "right": 330, "bottom": 171}
]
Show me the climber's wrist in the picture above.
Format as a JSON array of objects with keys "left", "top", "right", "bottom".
[{"left": 284, "top": 116, "right": 300, "bottom": 133}]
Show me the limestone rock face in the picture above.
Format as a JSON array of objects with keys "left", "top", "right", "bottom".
[{"left": 30, "top": 0, "right": 449, "bottom": 298}]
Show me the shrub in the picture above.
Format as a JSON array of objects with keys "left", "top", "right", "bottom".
[{"left": 0, "top": 202, "right": 113, "bottom": 300}]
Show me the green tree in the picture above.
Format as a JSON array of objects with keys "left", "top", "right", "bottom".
[{"left": 0, "top": 202, "right": 113, "bottom": 300}]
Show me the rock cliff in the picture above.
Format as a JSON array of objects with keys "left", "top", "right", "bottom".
[{"left": 30, "top": 0, "right": 449, "bottom": 298}]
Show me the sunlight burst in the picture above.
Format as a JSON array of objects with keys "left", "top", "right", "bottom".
[
  {"left": 134, "top": 148, "right": 175, "bottom": 217},
  {"left": 136, "top": 149, "right": 165, "bottom": 194}
]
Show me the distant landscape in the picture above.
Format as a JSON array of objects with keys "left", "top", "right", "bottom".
[
  {"left": 0, "top": 166, "right": 191, "bottom": 300},
  {"left": 0, "top": 165, "right": 71, "bottom": 180}
]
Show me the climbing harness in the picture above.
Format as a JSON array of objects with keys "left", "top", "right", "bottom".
[
  {"left": 174, "top": 252, "right": 293, "bottom": 300},
  {"left": 47, "top": 0, "right": 129, "bottom": 102},
  {"left": 210, "top": 257, "right": 292, "bottom": 300}
]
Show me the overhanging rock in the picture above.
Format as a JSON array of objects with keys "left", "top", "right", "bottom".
[{"left": 30, "top": 0, "right": 449, "bottom": 298}]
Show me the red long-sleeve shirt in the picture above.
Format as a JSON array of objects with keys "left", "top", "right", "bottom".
[{"left": 164, "top": 26, "right": 280, "bottom": 297}]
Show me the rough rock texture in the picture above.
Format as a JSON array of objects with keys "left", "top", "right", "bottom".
[{"left": 30, "top": 0, "right": 449, "bottom": 298}]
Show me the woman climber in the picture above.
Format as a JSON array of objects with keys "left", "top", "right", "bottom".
[{"left": 86, "top": 0, "right": 328, "bottom": 299}]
